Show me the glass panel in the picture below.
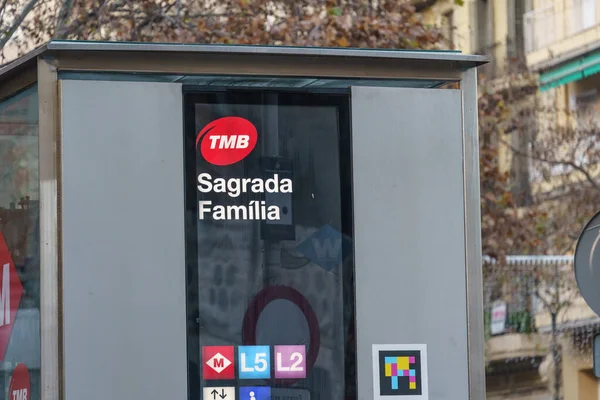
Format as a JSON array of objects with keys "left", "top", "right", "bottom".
[
  {"left": 183, "top": 90, "right": 356, "bottom": 400},
  {"left": 0, "top": 86, "right": 40, "bottom": 400}
]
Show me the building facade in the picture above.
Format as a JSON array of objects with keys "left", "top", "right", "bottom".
[{"left": 421, "top": 0, "right": 600, "bottom": 399}]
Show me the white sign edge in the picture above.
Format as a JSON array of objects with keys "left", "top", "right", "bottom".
[{"left": 372, "top": 344, "right": 429, "bottom": 400}]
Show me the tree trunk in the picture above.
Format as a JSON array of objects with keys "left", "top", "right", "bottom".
[{"left": 551, "top": 312, "right": 561, "bottom": 400}]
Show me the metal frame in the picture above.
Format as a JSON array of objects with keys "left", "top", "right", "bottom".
[
  {"left": 48, "top": 51, "right": 464, "bottom": 80},
  {"left": 461, "top": 67, "right": 486, "bottom": 400},
  {"left": 37, "top": 57, "right": 62, "bottom": 400},
  {"left": 44, "top": 40, "right": 482, "bottom": 61},
  {"left": 0, "top": 41, "right": 487, "bottom": 84},
  {"left": 0, "top": 41, "right": 488, "bottom": 400}
]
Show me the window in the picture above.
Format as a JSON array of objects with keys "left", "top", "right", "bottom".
[
  {"left": 183, "top": 89, "right": 356, "bottom": 400},
  {"left": 572, "top": 88, "right": 599, "bottom": 111},
  {"left": 508, "top": 0, "right": 528, "bottom": 61},
  {"left": 0, "top": 85, "right": 40, "bottom": 400},
  {"left": 568, "top": 0, "right": 596, "bottom": 35},
  {"left": 441, "top": 11, "right": 455, "bottom": 49},
  {"left": 476, "top": 0, "right": 491, "bottom": 54}
]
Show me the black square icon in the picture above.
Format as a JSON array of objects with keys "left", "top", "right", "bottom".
[{"left": 378, "top": 350, "right": 423, "bottom": 396}]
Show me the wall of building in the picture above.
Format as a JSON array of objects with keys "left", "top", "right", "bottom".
[
  {"left": 422, "top": 2, "right": 600, "bottom": 399},
  {"left": 578, "top": 369, "right": 598, "bottom": 400},
  {"left": 526, "top": 0, "right": 600, "bottom": 69},
  {"left": 561, "top": 339, "right": 595, "bottom": 400},
  {"left": 421, "top": 0, "right": 474, "bottom": 53}
]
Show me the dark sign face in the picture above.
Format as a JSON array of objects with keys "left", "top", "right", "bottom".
[
  {"left": 378, "top": 350, "right": 423, "bottom": 396},
  {"left": 183, "top": 89, "right": 356, "bottom": 400}
]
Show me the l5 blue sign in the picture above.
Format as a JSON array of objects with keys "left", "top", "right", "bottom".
[{"left": 296, "top": 225, "right": 352, "bottom": 271}]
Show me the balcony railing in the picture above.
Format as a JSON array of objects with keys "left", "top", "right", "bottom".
[
  {"left": 483, "top": 255, "right": 577, "bottom": 337},
  {"left": 524, "top": 0, "right": 599, "bottom": 54}
]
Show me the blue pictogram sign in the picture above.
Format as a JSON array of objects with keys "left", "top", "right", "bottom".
[{"left": 239, "top": 387, "right": 271, "bottom": 400}]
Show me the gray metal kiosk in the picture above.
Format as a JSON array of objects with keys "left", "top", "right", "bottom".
[{"left": 0, "top": 41, "right": 488, "bottom": 400}]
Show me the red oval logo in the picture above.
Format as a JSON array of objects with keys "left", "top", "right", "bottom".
[
  {"left": 9, "top": 364, "right": 30, "bottom": 400},
  {"left": 196, "top": 116, "right": 258, "bottom": 166}
]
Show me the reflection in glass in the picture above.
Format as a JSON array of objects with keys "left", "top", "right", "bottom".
[{"left": 0, "top": 86, "right": 41, "bottom": 400}]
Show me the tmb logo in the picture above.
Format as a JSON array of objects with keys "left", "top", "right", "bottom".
[
  {"left": 9, "top": 364, "right": 30, "bottom": 400},
  {"left": 196, "top": 116, "right": 258, "bottom": 166}
]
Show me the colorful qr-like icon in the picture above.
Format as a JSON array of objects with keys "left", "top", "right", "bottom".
[{"left": 378, "top": 349, "right": 423, "bottom": 396}]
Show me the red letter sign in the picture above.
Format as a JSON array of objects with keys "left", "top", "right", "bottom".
[
  {"left": 0, "top": 232, "right": 23, "bottom": 360},
  {"left": 202, "top": 346, "right": 235, "bottom": 380},
  {"left": 196, "top": 117, "right": 258, "bottom": 166}
]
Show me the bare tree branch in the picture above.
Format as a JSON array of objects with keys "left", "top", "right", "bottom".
[
  {"left": 0, "top": 0, "right": 39, "bottom": 50},
  {"left": 0, "top": 0, "right": 11, "bottom": 21},
  {"left": 55, "top": 0, "right": 74, "bottom": 39},
  {"left": 500, "top": 137, "right": 600, "bottom": 190},
  {"left": 535, "top": 288, "right": 551, "bottom": 309}
]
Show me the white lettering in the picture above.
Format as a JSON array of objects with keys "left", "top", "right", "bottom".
[
  {"left": 267, "top": 206, "right": 280, "bottom": 220},
  {"left": 242, "top": 178, "right": 253, "bottom": 193},
  {"left": 207, "top": 134, "right": 251, "bottom": 149},
  {"left": 251, "top": 179, "right": 264, "bottom": 192},
  {"left": 196, "top": 173, "right": 292, "bottom": 221},
  {"left": 276, "top": 353, "right": 290, "bottom": 372},
  {"left": 240, "top": 353, "right": 253, "bottom": 372},
  {"left": 227, "top": 179, "right": 241, "bottom": 198},
  {"left": 290, "top": 352, "right": 304, "bottom": 371},
  {"left": 208, "top": 135, "right": 220, "bottom": 149},
  {"left": 213, "top": 206, "right": 226, "bottom": 220},
  {"left": 255, "top": 352, "right": 268, "bottom": 371},
  {"left": 197, "top": 173, "right": 212, "bottom": 192},
  {"left": 196, "top": 174, "right": 293, "bottom": 198},
  {"left": 213, "top": 178, "right": 226, "bottom": 193},
  {"left": 237, "top": 135, "right": 250, "bottom": 149},
  {"left": 265, "top": 176, "right": 278, "bottom": 192},
  {"left": 219, "top": 135, "right": 237, "bottom": 149},
  {"left": 12, "top": 389, "right": 27, "bottom": 400},
  {"left": 227, "top": 205, "right": 247, "bottom": 220},
  {"left": 0, "top": 264, "right": 10, "bottom": 327},
  {"left": 197, "top": 201, "right": 281, "bottom": 221},
  {"left": 198, "top": 201, "right": 213, "bottom": 220},
  {"left": 280, "top": 179, "right": 292, "bottom": 193}
]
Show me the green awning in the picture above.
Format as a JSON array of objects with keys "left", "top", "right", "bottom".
[{"left": 539, "top": 50, "right": 600, "bottom": 92}]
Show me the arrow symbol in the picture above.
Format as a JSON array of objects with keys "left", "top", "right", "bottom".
[
  {"left": 220, "top": 389, "right": 227, "bottom": 399},
  {"left": 211, "top": 389, "right": 219, "bottom": 400}
]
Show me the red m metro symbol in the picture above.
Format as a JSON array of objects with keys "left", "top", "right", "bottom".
[{"left": 202, "top": 346, "right": 235, "bottom": 380}]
